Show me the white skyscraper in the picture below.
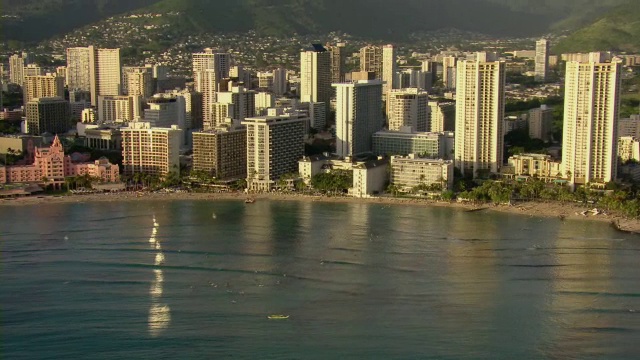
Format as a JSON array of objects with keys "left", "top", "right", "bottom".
[
  {"left": 535, "top": 39, "right": 550, "bottom": 82},
  {"left": 9, "top": 54, "right": 25, "bottom": 85},
  {"left": 300, "top": 44, "right": 331, "bottom": 112},
  {"left": 90, "top": 47, "right": 122, "bottom": 106},
  {"left": 192, "top": 48, "right": 230, "bottom": 91},
  {"left": 454, "top": 59, "right": 506, "bottom": 178},
  {"left": 122, "top": 66, "right": 154, "bottom": 98},
  {"left": 382, "top": 45, "right": 397, "bottom": 94},
  {"left": 386, "top": 88, "right": 430, "bottom": 132},
  {"left": 334, "top": 80, "right": 384, "bottom": 157},
  {"left": 562, "top": 61, "right": 621, "bottom": 186}
]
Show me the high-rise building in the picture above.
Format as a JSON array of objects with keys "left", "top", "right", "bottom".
[
  {"left": 97, "top": 95, "right": 141, "bottom": 123},
  {"left": 210, "top": 85, "right": 256, "bottom": 129},
  {"left": 90, "top": 47, "right": 122, "bottom": 106},
  {"left": 382, "top": 44, "right": 397, "bottom": 94},
  {"left": 25, "top": 97, "right": 71, "bottom": 136},
  {"left": 562, "top": 61, "right": 621, "bottom": 186},
  {"left": 300, "top": 44, "right": 331, "bottom": 112},
  {"left": 396, "top": 69, "right": 431, "bottom": 91},
  {"left": 66, "top": 47, "right": 92, "bottom": 91},
  {"left": 386, "top": 88, "right": 430, "bottom": 132},
  {"left": 618, "top": 114, "right": 640, "bottom": 138},
  {"left": 23, "top": 64, "right": 43, "bottom": 77},
  {"left": 192, "top": 128, "right": 247, "bottom": 179},
  {"left": 428, "top": 101, "right": 455, "bottom": 132},
  {"left": 334, "top": 80, "right": 384, "bottom": 157},
  {"left": 167, "top": 89, "right": 203, "bottom": 130},
  {"left": 56, "top": 66, "right": 67, "bottom": 80},
  {"left": 121, "top": 122, "right": 183, "bottom": 177},
  {"left": 144, "top": 96, "right": 186, "bottom": 129},
  {"left": 272, "top": 68, "right": 287, "bottom": 96},
  {"left": 373, "top": 131, "right": 448, "bottom": 159},
  {"left": 122, "top": 67, "right": 154, "bottom": 98},
  {"left": 257, "top": 71, "right": 274, "bottom": 89},
  {"left": 192, "top": 48, "right": 230, "bottom": 91},
  {"left": 535, "top": 39, "right": 550, "bottom": 82},
  {"left": 23, "top": 75, "right": 65, "bottom": 104},
  {"left": 442, "top": 56, "right": 457, "bottom": 89},
  {"left": 359, "top": 45, "right": 383, "bottom": 78},
  {"left": 9, "top": 54, "right": 25, "bottom": 85},
  {"left": 528, "top": 105, "right": 554, "bottom": 142},
  {"left": 454, "top": 59, "right": 506, "bottom": 178},
  {"left": 328, "top": 42, "right": 346, "bottom": 83},
  {"left": 242, "top": 109, "right": 307, "bottom": 191},
  {"left": 618, "top": 136, "right": 640, "bottom": 163}
]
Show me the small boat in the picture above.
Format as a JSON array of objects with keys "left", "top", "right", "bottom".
[
  {"left": 267, "top": 314, "right": 289, "bottom": 320},
  {"left": 245, "top": 198, "right": 256, "bottom": 204}
]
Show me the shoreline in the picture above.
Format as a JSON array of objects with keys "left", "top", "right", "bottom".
[{"left": 2, "top": 191, "right": 639, "bottom": 234}]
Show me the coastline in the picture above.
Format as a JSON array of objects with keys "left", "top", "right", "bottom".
[{"left": 2, "top": 191, "right": 639, "bottom": 234}]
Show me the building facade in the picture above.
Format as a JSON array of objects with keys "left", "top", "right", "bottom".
[
  {"left": 23, "top": 75, "right": 65, "bottom": 104},
  {"left": 454, "top": 59, "right": 505, "bottom": 178},
  {"left": 121, "top": 122, "right": 183, "bottom": 177},
  {"left": 26, "top": 97, "right": 71, "bottom": 136},
  {"left": 535, "top": 39, "right": 550, "bottom": 82},
  {"left": 386, "top": 88, "right": 429, "bottom": 132},
  {"left": 242, "top": 110, "right": 307, "bottom": 191},
  {"left": 562, "top": 61, "right": 621, "bottom": 186},
  {"left": 390, "top": 155, "right": 454, "bottom": 191},
  {"left": 528, "top": 105, "right": 554, "bottom": 142},
  {"left": 334, "top": 80, "right": 384, "bottom": 157},
  {"left": 300, "top": 45, "right": 331, "bottom": 113},
  {"left": 373, "top": 131, "right": 447, "bottom": 158},
  {"left": 192, "top": 128, "right": 247, "bottom": 180}
]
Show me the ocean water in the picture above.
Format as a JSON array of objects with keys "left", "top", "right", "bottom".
[{"left": 1, "top": 199, "right": 640, "bottom": 359}]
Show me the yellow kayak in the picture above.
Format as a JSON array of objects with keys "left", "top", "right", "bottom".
[{"left": 267, "top": 315, "right": 289, "bottom": 320}]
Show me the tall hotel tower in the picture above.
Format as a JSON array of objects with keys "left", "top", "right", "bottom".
[
  {"left": 535, "top": 39, "right": 550, "bottom": 82},
  {"left": 562, "top": 60, "right": 621, "bottom": 186},
  {"left": 454, "top": 54, "right": 505, "bottom": 178},
  {"left": 300, "top": 44, "right": 331, "bottom": 112}
]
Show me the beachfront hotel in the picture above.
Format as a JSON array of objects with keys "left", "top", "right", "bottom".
[
  {"left": 121, "top": 122, "right": 183, "bottom": 178},
  {"left": 372, "top": 130, "right": 452, "bottom": 159},
  {"left": 242, "top": 109, "right": 307, "bottom": 191},
  {"left": 192, "top": 127, "right": 247, "bottom": 180},
  {"left": 386, "top": 88, "right": 430, "bottom": 132},
  {"left": 390, "top": 155, "right": 454, "bottom": 192},
  {"left": 562, "top": 60, "right": 621, "bottom": 186},
  {"left": 0, "top": 135, "right": 119, "bottom": 188},
  {"left": 454, "top": 53, "right": 506, "bottom": 178}
]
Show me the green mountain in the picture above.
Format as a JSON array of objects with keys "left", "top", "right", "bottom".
[
  {"left": 0, "top": 0, "right": 635, "bottom": 43},
  {"left": 555, "top": 1, "right": 640, "bottom": 53}
]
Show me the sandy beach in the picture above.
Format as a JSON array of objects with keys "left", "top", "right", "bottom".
[{"left": 2, "top": 191, "right": 639, "bottom": 234}]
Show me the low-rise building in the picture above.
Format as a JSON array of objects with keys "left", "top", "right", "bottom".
[
  {"left": 84, "top": 127, "right": 122, "bottom": 151},
  {"left": 0, "top": 134, "right": 44, "bottom": 155},
  {"left": 506, "top": 153, "right": 562, "bottom": 179},
  {"left": 390, "top": 155, "right": 454, "bottom": 191},
  {"left": 373, "top": 130, "right": 448, "bottom": 159},
  {"left": 0, "top": 135, "right": 119, "bottom": 187}
]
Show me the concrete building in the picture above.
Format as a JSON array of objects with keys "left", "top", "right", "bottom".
[
  {"left": 255, "top": 92, "right": 275, "bottom": 114},
  {"left": 396, "top": 69, "right": 431, "bottom": 91},
  {"left": 121, "top": 122, "right": 183, "bottom": 177},
  {"left": 192, "top": 127, "right": 247, "bottom": 179},
  {"left": 372, "top": 131, "right": 448, "bottom": 159},
  {"left": 390, "top": 155, "right": 454, "bottom": 191},
  {"left": 56, "top": 66, "right": 67, "bottom": 80},
  {"left": 442, "top": 56, "right": 457, "bottom": 89},
  {"left": 192, "top": 48, "right": 231, "bottom": 90},
  {"left": 298, "top": 101, "right": 326, "bottom": 130},
  {"left": 84, "top": 127, "right": 122, "bottom": 151},
  {"left": 213, "top": 85, "right": 256, "bottom": 128},
  {"left": 272, "top": 68, "right": 287, "bottom": 96},
  {"left": 23, "top": 75, "right": 65, "bottom": 104},
  {"left": 506, "top": 153, "right": 562, "bottom": 179},
  {"left": 66, "top": 47, "right": 92, "bottom": 92},
  {"left": 334, "top": 80, "right": 384, "bottom": 157},
  {"left": 166, "top": 89, "right": 203, "bottom": 130},
  {"left": 562, "top": 61, "right": 621, "bottom": 186},
  {"left": 23, "top": 64, "right": 43, "bottom": 77},
  {"left": 242, "top": 109, "right": 307, "bottom": 191},
  {"left": 428, "top": 101, "right": 455, "bottom": 132},
  {"left": 122, "top": 67, "right": 154, "bottom": 98},
  {"left": 297, "top": 155, "right": 389, "bottom": 198},
  {"left": 0, "top": 135, "right": 44, "bottom": 155},
  {"left": 97, "top": 95, "right": 141, "bottom": 123},
  {"left": 535, "top": 39, "right": 550, "bottom": 82},
  {"left": 257, "top": 71, "right": 274, "bottom": 90},
  {"left": 0, "top": 136, "right": 119, "bottom": 187},
  {"left": 528, "top": 105, "right": 554, "bottom": 142},
  {"left": 300, "top": 44, "right": 331, "bottom": 113},
  {"left": 454, "top": 58, "right": 506, "bottom": 178},
  {"left": 25, "top": 97, "right": 71, "bottom": 136},
  {"left": 618, "top": 137, "right": 640, "bottom": 163},
  {"left": 90, "top": 47, "right": 122, "bottom": 107},
  {"left": 382, "top": 45, "right": 397, "bottom": 94},
  {"left": 618, "top": 114, "right": 640, "bottom": 138},
  {"left": 359, "top": 45, "right": 383, "bottom": 79},
  {"left": 328, "top": 43, "right": 346, "bottom": 83},
  {"left": 386, "top": 88, "right": 430, "bottom": 132},
  {"left": 9, "top": 54, "right": 25, "bottom": 85},
  {"left": 144, "top": 96, "right": 186, "bottom": 129}
]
